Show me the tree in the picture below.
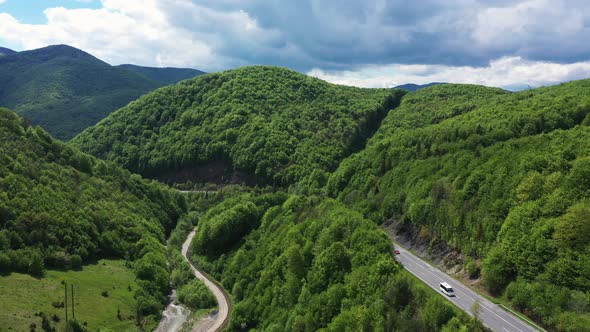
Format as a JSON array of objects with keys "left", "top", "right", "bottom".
[
  {"left": 482, "top": 246, "right": 514, "bottom": 295},
  {"left": 308, "top": 242, "right": 351, "bottom": 292},
  {"left": 28, "top": 249, "right": 45, "bottom": 276},
  {"left": 565, "top": 158, "right": 590, "bottom": 198},
  {"left": 554, "top": 203, "right": 590, "bottom": 250},
  {"left": 423, "top": 296, "right": 454, "bottom": 330},
  {"left": 70, "top": 255, "right": 82, "bottom": 269}
]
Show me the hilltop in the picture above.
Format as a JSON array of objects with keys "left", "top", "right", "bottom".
[
  {"left": 0, "top": 44, "right": 203, "bottom": 140},
  {"left": 0, "top": 47, "right": 16, "bottom": 57},
  {"left": 72, "top": 66, "right": 405, "bottom": 187},
  {"left": 67, "top": 66, "right": 590, "bottom": 330}
]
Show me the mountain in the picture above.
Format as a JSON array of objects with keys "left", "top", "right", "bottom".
[
  {"left": 117, "top": 64, "right": 204, "bottom": 85},
  {"left": 327, "top": 81, "right": 590, "bottom": 330},
  {"left": 0, "top": 47, "right": 16, "bottom": 57},
  {"left": 394, "top": 82, "right": 445, "bottom": 91},
  {"left": 72, "top": 66, "right": 406, "bottom": 187},
  {"left": 0, "top": 107, "right": 186, "bottom": 328},
  {"left": 0, "top": 44, "right": 203, "bottom": 140}
]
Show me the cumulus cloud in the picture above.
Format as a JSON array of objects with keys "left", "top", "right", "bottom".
[
  {"left": 205, "top": 0, "right": 590, "bottom": 68},
  {"left": 308, "top": 57, "right": 590, "bottom": 90},
  {"left": 0, "top": 0, "right": 276, "bottom": 70},
  {"left": 0, "top": 0, "right": 589, "bottom": 87},
  {"left": 473, "top": 0, "right": 590, "bottom": 63}
]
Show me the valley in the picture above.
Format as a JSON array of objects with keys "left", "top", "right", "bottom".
[{"left": 0, "top": 39, "right": 589, "bottom": 332}]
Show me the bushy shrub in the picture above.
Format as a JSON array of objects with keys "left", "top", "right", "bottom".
[{"left": 177, "top": 279, "right": 216, "bottom": 309}]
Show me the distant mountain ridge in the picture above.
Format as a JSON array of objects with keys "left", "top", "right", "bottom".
[
  {"left": 117, "top": 64, "right": 205, "bottom": 86},
  {"left": 394, "top": 82, "right": 445, "bottom": 91},
  {"left": 0, "top": 44, "right": 204, "bottom": 140},
  {"left": 0, "top": 47, "right": 16, "bottom": 57}
]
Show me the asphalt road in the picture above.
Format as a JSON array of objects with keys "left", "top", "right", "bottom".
[
  {"left": 393, "top": 244, "right": 539, "bottom": 332},
  {"left": 182, "top": 230, "right": 231, "bottom": 332}
]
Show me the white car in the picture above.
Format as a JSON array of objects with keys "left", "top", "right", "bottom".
[{"left": 440, "top": 282, "right": 455, "bottom": 297}]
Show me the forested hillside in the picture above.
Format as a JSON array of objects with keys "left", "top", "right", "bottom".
[
  {"left": 117, "top": 64, "right": 205, "bottom": 86},
  {"left": 0, "top": 47, "right": 16, "bottom": 57},
  {"left": 0, "top": 45, "right": 202, "bottom": 140},
  {"left": 72, "top": 66, "right": 405, "bottom": 187},
  {"left": 71, "top": 67, "right": 590, "bottom": 330},
  {"left": 326, "top": 81, "right": 590, "bottom": 330},
  {"left": 190, "top": 193, "right": 485, "bottom": 331},
  {"left": 0, "top": 108, "right": 186, "bottom": 328}
]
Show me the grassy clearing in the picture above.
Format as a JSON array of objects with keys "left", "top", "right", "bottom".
[{"left": 0, "top": 260, "right": 140, "bottom": 332}]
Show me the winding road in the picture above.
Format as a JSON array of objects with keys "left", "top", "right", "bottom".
[
  {"left": 181, "top": 229, "right": 231, "bottom": 332},
  {"left": 173, "top": 190, "right": 535, "bottom": 331},
  {"left": 155, "top": 229, "right": 231, "bottom": 332},
  {"left": 392, "top": 242, "right": 539, "bottom": 332}
]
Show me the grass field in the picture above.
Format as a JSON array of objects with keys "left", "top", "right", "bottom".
[{"left": 0, "top": 260, "right": 141, "bottom": 332}]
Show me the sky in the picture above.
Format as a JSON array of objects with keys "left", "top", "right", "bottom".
[{"left": 1, "top": 0, "right": 590, "bottom": 90}]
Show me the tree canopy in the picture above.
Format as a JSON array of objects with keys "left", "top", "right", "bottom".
[
  {"left": 72, "top": 66, "right": 405, "bottom": 187},
  {"left": 0, "top": 108, "right": 186, "bottom": 328},
  {"left": 190, "top": 195, "right": 483, "bottom": 331},
  {"left": 324, "top": 80, "right": 590, "bottom": 330}
]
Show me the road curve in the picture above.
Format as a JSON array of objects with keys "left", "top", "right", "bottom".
[
  {"left": 182, "top": 229, "right": 232, "bottom": 332},
  {"left": 392, "top": 242, "right": 538, "bottom": 332}
]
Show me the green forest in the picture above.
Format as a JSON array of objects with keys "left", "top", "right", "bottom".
[
  {"left": 0, "top": 107, "right": 186, "bottom": 329},
  {"left": 190, "top": 193, "right": 485, "bottom": 331},
  {"left": 72, "top": 66, "right": 405, "bottom": 187},
  {"left": 325, "top": 81, "right": 590, "bottom": 330},
  {"left": 72, "top": 67, "right": 590, "bottom": 331},
  {"left": 117, "top": 64, "right": 205, "bottom": 86}
]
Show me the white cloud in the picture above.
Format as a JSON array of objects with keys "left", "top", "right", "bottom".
[
  {"left": 0, "top": 0, "right": 589, "bottom": 88},
  {"left": 307, "top": 57, "right": 590, "bottom": 90},
  {"left": 473, "top": 0, "right": 590, "bottom": 62},
  {"left": 0, "top": 0, "right": 279, "bottom": 70},
  {"left": 0, "top": 0, "right": 6, "bottom": 4}
]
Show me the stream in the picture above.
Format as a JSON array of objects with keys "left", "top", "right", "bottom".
[
  {"left": 154, "top": 290, "right": 192, "bottom": 332},
  {"left": 154, "top": 228, "right": 229, "bottom": 332}
]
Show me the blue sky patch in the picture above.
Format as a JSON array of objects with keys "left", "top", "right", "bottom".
[{"left": 0, "top": 0, "right": 99, "bottom": 24}]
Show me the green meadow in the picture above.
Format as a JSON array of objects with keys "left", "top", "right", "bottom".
[{"left": 0, "top": 260, "right": 140, "bottom": 332}]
